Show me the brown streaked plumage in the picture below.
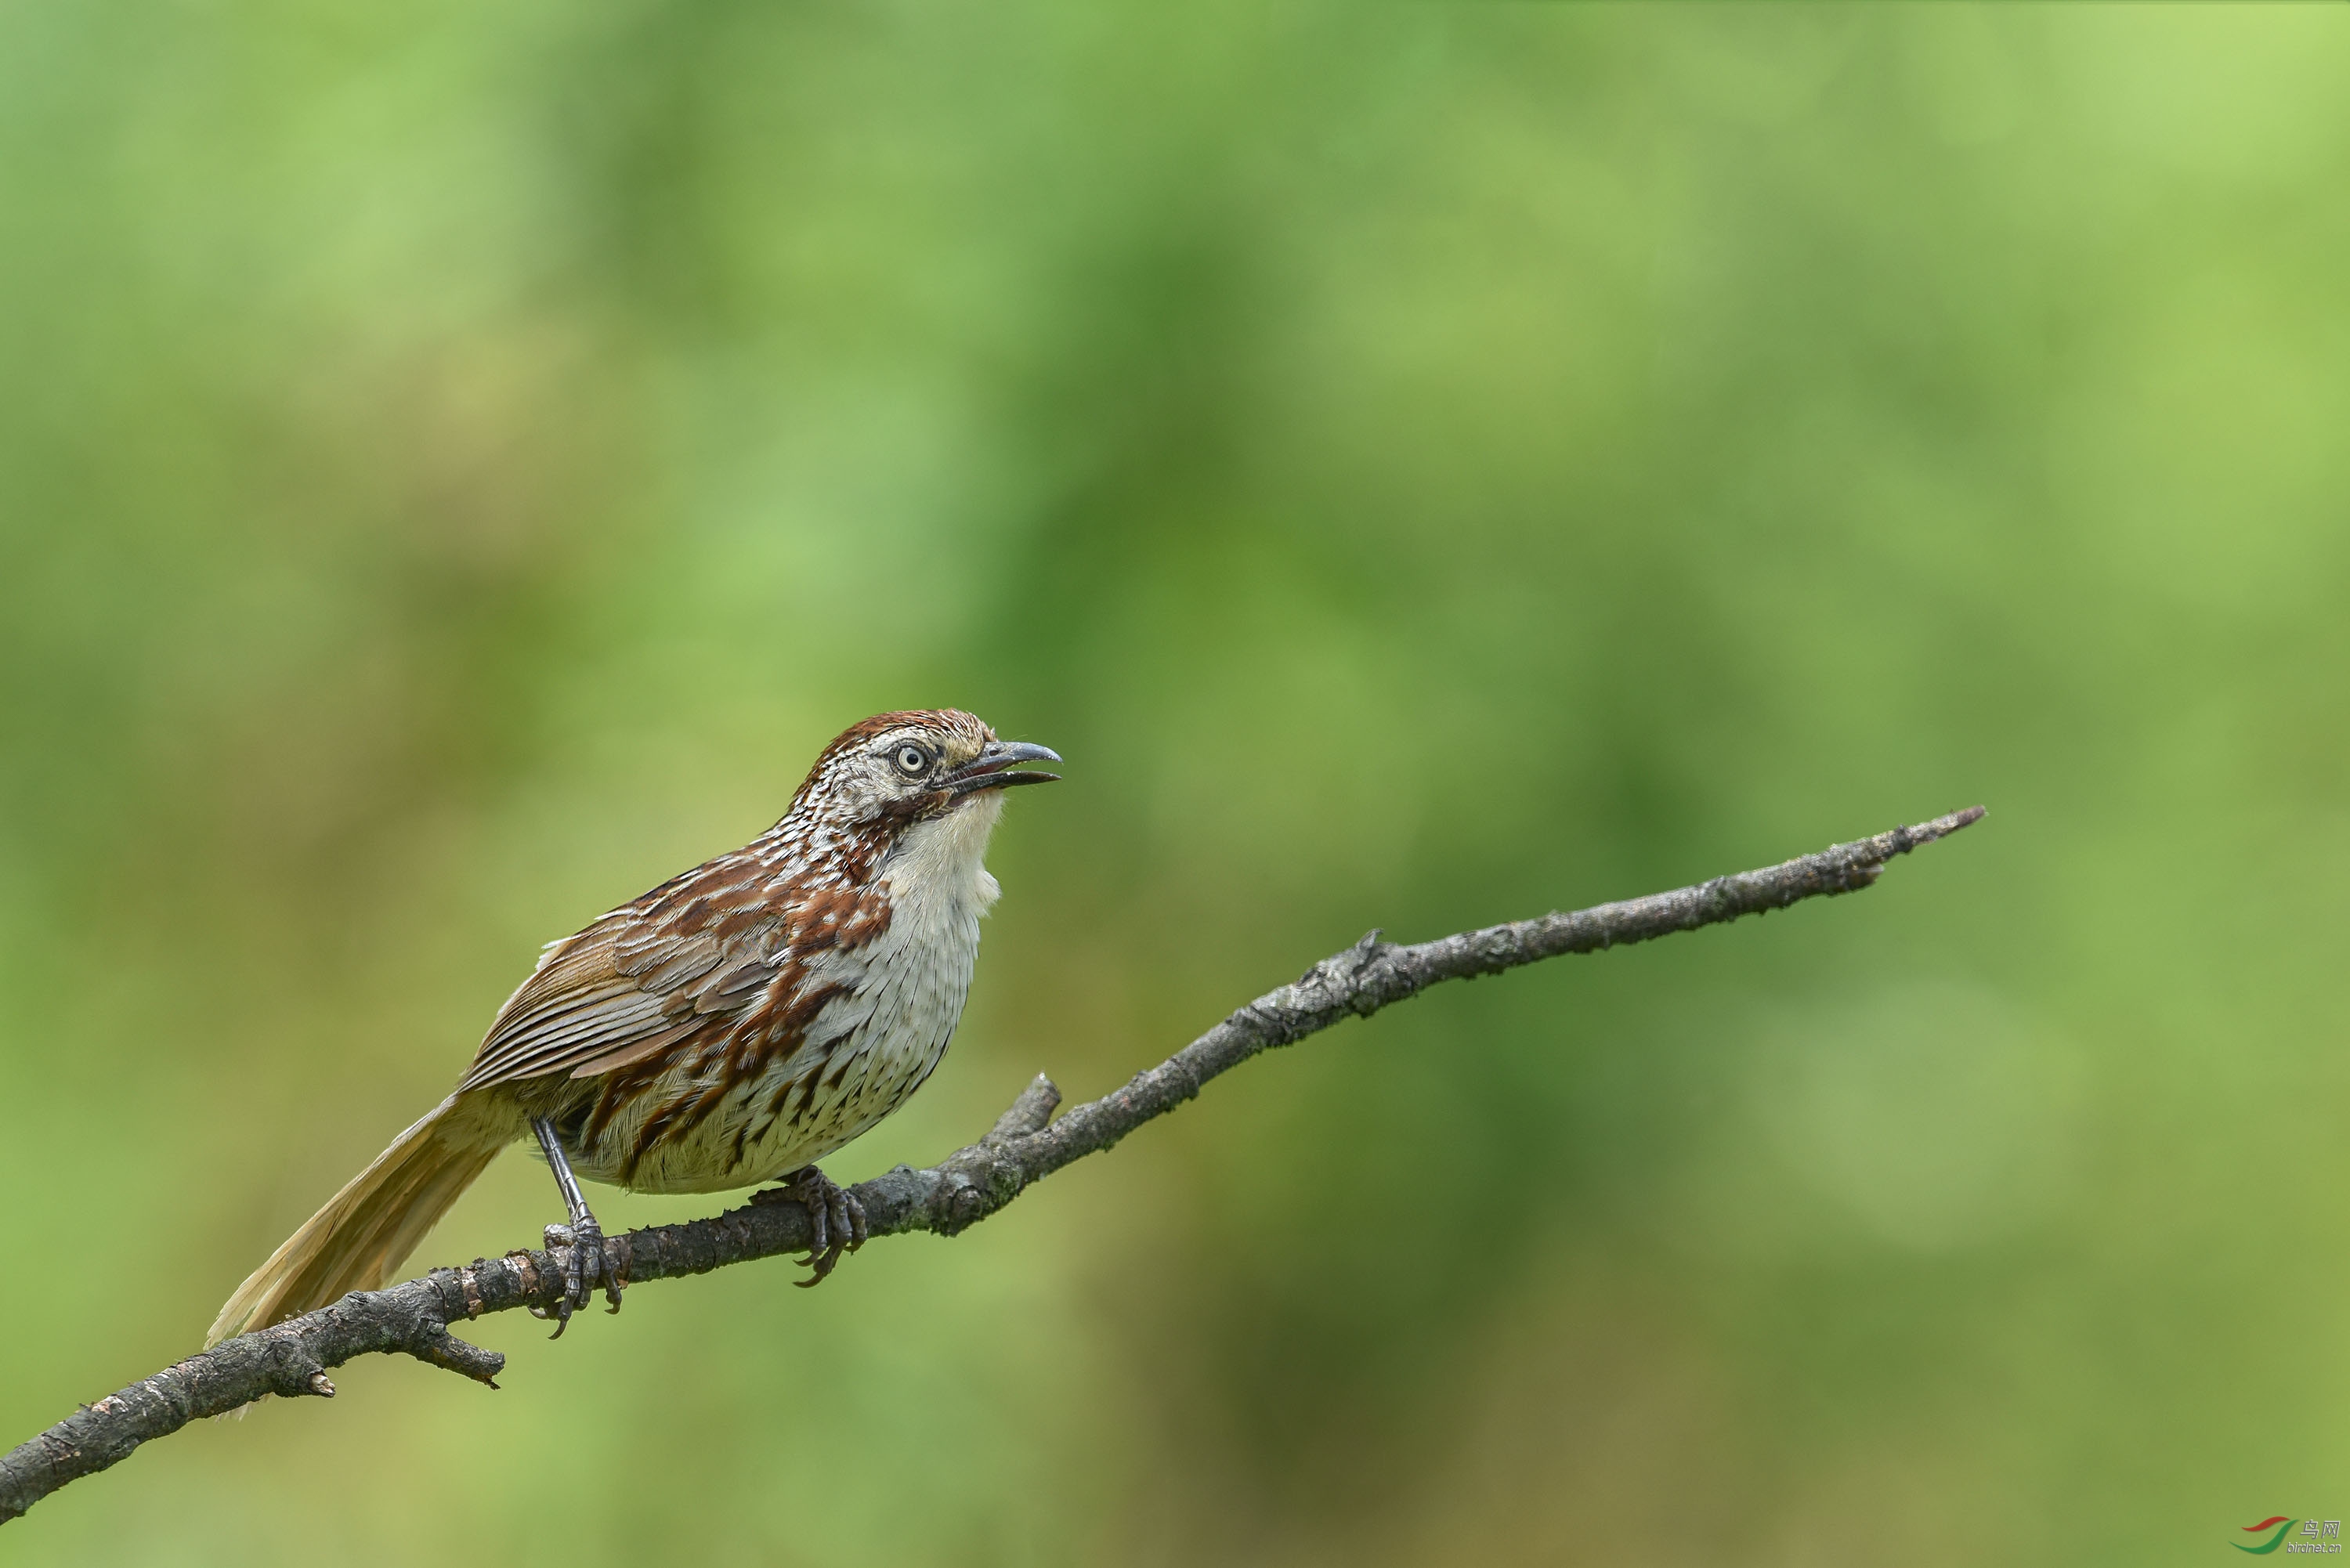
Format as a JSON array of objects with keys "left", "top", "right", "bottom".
[{"left": 208, "top": 710, "right": 1061, "bottom": 1345}]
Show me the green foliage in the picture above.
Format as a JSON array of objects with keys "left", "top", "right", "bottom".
[{"left": 2, "top": 5, "right": 2346, "bottom": 1564}]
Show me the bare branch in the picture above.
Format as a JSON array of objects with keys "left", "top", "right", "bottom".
[{"left": 0, "top": 806, "right": 1983, "bottom": 1524}]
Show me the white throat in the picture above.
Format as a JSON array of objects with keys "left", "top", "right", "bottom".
[{"left": 880, "top": 790, "right": 1005, "bottom": 918}]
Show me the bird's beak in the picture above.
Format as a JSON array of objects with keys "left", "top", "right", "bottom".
[{"left": 943, "top": 739, "right": 1063, "bottom": 796}]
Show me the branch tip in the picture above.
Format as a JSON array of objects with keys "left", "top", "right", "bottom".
[
  {"left": 1904, "top": 805, "right": 1986, "bottom": 847},
  {"left": 407, "top": 1328, "right": 504, "bottom": 1388},
  {"left": 987, "top": 1074, "right": 1062, "bottom": 1143}
]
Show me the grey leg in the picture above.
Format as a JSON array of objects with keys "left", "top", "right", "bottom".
[{"left": 530, "top": 1116, "right": 620, "bottom": 1335}]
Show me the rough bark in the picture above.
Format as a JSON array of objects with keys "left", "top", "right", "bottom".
[{"left": 0, "top": 805, "right": 1983, "bottom": 1524}]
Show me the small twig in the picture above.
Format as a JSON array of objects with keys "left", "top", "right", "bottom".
[{"left": 0, "top": 807, "right": 1983, "bottom": 1524}]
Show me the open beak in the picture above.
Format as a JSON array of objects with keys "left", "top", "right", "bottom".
[{"left": 943, "top": 739, "right": 1063, "bottom": 797}]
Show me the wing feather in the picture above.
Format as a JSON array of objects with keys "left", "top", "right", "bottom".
[
  {"left": 457, "top": 905, "right": 778, "bottom": 1093},
  {"left": 456, "top": 858, "right": 877, "bottom": 1099}
]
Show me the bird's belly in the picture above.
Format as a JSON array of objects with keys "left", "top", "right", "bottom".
[{"left": 575, "top": 909, "right": 982, "bottom": 1194}]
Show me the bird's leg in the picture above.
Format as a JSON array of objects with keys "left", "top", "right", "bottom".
[
  {"left": 530, "top": 1115, "right": 621, "bottom": 1336},
  {"left": 754, "top": 1165, "right": 869, "bottom": 1286}
]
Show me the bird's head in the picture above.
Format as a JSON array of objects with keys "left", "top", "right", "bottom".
[{"left": 790, "top": 709, "right": 1061, "bottom": 836}]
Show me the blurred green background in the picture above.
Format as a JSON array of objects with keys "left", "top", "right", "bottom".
[{"left": 3, "top": 3, "right": 2346, "bottom": 1564}]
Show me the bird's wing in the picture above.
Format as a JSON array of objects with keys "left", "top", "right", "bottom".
[{"left": 454, "top": 895, "right": 788, "bottom": 1093}]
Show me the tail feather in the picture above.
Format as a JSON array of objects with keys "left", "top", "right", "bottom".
[{"left": 208, "top": 1097, "right": 504, "bottom": 1347}]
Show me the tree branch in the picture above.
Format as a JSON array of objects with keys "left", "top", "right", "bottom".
[{"left": 0, "top": 806, "right": 1983, "bottom": 1525}]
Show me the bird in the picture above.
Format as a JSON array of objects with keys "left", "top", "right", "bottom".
[{"left": 207, "top": 709, "right": 1061, "bottom": 1345}]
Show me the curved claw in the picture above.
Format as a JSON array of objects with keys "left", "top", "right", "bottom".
[
  {"left": 578, "top": 1223, "right": 617, "bottom": 1317},
  {"left": 535, "top": 1219, "right": 619, "bottom": 1336},
  {"left": 768, "top": 1165, "right": 867, "bottom": 1287}
]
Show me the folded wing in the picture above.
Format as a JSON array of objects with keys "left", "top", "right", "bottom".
[{"left": 456, "top": 895, "right": 788, "bottom": 1092}]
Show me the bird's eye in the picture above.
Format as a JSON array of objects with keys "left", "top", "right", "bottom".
[{"left": 894, "top": 744, "right": 931, "bottom": 776}]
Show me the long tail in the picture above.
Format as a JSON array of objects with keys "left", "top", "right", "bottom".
[{"left": 207, "top": 1097, "right": 506, "bottom": 1347}]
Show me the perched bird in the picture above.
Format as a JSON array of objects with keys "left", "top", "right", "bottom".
[{"left": 208, "top": 709, "right": 1060, "bottom": 1344}]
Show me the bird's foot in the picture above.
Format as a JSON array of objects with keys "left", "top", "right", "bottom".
[
  {"left": 530, "top": 1216, "right": 624, "bottom": 1338},
  {"left": 756, "top": 1165, "right": 867, "bottom": 1286},
  {"left": 525, "top": 1115, "right": 623, "bottom": 1336}
]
